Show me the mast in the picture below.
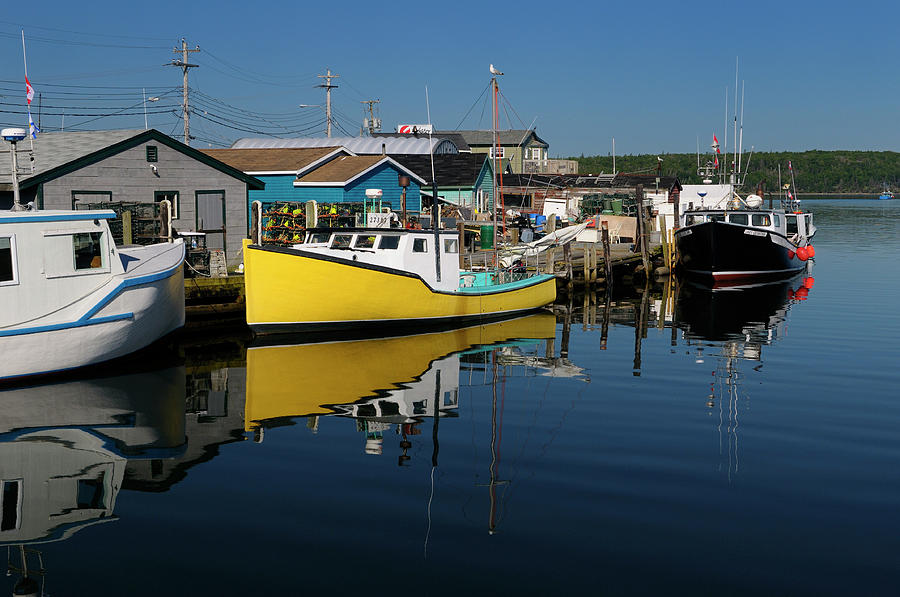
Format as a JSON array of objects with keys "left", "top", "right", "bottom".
[{"left": 491, "top": 74, "right": 499, "bottom": 256}]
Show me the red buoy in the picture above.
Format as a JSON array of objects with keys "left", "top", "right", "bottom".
[
  {"left": 788, "top": 250, "right": 795, "bottom": 260},
  {"left": 794, "top": 286, "right": 809, "bottom": 300},
  {"left": 803, "top": 277, "right": 815, "bottom": 289},
  {"left": 796, "top": 246, "right": 809, "bottom": 261},
  {"left": 787, "top": 288, "right": 795, "bottom": 299},
  {"left": 807, "top": 245, "right": 815, "bottom": 258}
]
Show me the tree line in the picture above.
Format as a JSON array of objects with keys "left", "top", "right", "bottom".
[{"left": 571, "top": 150, "right": 900, "bottom": 193}]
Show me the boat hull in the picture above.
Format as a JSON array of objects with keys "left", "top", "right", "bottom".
[
  {"left": 675, "top": 221, "right": 808, "bottom": 286},
  {"left": 244, "top": 243, "right": 557, "bottom": 332},
  {"left": 0, "top": 264, "right": 185, "bottom": 381}
]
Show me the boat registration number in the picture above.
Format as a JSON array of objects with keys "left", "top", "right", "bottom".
[
  {"left": 676, "top": 229, "right": 692, "bottom": 237},
  {"left": 743, "top": 230, "right": 767, "bottom": 237}
]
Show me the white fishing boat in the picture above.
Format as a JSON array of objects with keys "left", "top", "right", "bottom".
[
  {"left": 1, "top": 126, "right": 185, "bottom": 381},
  {"left": 0, "top": 208, "right": 185, "bottom": 381}
]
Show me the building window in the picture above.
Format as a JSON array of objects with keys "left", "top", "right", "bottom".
[
  {"left": 531, "top": 147, "right": 543, "bottom": 160},
  {"left": 73, "top": 232, "right": 104, "bottom": 270},
  {"left": 0, "top": 236, "right": 17, "bottom": 285},
  {"left": 155, "top": 191, "right": 179, "bottom": 219},
  {"left": 489, "top": 147, "right": 505, "bottom": 159},
  {"left": 146, "top": 145, "right": 158, "bottom": 162}
]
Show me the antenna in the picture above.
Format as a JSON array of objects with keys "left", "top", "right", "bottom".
[
  {"left": 425, "top": 85, "right": 441, "bottom": 281},
  {"left": 738, "top": 81, "right": 745, "bottom": 181},
  {"left": 733, "top": 57, "right": 739, "bottom": 185}
]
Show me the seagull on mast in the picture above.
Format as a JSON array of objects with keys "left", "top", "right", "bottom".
[{"left": 490, "top": 64, "right": 504, "bottom": 76}]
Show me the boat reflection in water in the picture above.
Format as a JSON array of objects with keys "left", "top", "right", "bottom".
[
  {"left": 244, "top": 312, "right": 581, "bottom": 454},
  {"left": 0, "top": 368, "right": 188, "bottom": 595},
  {"left": 674, "top": 273, "right": 815, "bottom": 479}
]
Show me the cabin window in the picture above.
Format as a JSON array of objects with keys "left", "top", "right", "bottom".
[
  {"left": 752, "top": 214, "right": 771, "bottom": 227},
  {"left": 685, "top": 214, "right": 703, "bottom": 226},
  {"left": 412, "top": 238, "right": 428, "bottom": 253},
  {"left": 73, "top": 232, "right": 105, "bottom": 270},
  {"left": 308, "top": 232, "right": 330, "bottom": 243},
  {"left": 378, "top": 235, "right": 400, "bottom": 250},
  {"left": 708, "top": 214, "right": 725, "bottom": 222},
  {"left": 0, "top": 480, "right": 21, "bottom": 531},
  {"left": 354, "top": 235, "right": 376, "bottom": 249},
  {"left": 444, "top": 238, "right": 459, "bottom": 253},
  {"left": 728, "top": 214, "right": 749, "bottom": 225},
  {"left": 331, "top": 235, "right": 353, "bottom": 249},
  {"left": 773, "top": 214, "right": 781, "bottom": 227},
  {"left": 77, "top": 475, "right": 106, "bottom": 509},
  {"left": 0, "top": 236, "right": 16, "bottom": 285},
  {"left": 786, "top": 216, "right": 798, "bottom": 235}
]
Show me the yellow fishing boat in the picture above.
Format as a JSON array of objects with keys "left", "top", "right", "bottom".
[
  {"left": 242, "top": 226, "right": 556, "bottom": 333},
  {"left": 244, "top": 312, "right": 556, "bottom": 431}
]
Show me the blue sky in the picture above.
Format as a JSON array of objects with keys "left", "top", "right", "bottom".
[{"left": 2, "top": 0, "right": 898, "bottom": 157}]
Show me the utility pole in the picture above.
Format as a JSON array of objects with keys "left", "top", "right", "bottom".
[
  {"left": 361, "top": 99, "right": 380, "bottom": 135},
  {"left": 316, "top": 68, "right": 339, "bottom": 138},
  {"left": 168, "top": 38, "right": 199, "bottom": 146}
]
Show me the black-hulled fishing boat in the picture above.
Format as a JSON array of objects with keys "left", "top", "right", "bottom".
[{"left": 675, "top": 142, "right": 816, "bottom": 287}]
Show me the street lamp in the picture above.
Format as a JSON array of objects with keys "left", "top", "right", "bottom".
[{"left": 143, "top": 89, "right": 160, "bottom": 130}]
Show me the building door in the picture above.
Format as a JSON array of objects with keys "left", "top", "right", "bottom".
[{"left": 196, "top": 191, "right": 225, "bottom": 252}]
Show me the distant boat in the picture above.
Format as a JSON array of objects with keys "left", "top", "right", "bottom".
[
  {"left": 0, "top": 209, "right": 185, "bottom": 381},
  {"left": 879, "top": 183, "right": 894, "bottom": 200}
]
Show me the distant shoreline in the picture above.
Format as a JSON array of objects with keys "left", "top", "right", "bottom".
[{"left": 796, "top": 193, "right": 888, "bottom": 197}]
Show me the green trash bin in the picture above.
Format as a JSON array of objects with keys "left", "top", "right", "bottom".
[
  {"left": 480, "top": 225, "right": 494, "bottom": 249},
  {"left": 611, "top": 199, "right": 624, "bottom": 215}
]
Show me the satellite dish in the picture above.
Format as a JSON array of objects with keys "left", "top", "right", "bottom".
[{"left": 1, "top": 128, "right": 27, "bottom": 142}]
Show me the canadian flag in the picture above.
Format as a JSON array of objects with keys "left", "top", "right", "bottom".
[{"left": 25, "top": 76, "right": 34, "bottom": 105}]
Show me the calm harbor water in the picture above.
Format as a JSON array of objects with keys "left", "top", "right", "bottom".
[{"left": 1, "top": 199, "right": 898, "bottom": 595}]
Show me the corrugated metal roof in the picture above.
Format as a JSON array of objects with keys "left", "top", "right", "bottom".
[{"left": 231, "top": 136, "right": 458, "bottom": 155}]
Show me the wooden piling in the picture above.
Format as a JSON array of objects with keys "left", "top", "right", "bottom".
[
  {"left": 122, "top": 211, "right": 132, "bottom": 246},
  {"left": 601, "top": 220, "right": 613, "bottom": 285},
  {"left": 635, "top": 185, "right": 651, "bottom": 276},
  {"left": 582, "top": 242, "right": 590, "bottom": 289}
]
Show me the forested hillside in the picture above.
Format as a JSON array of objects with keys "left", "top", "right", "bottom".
[{"left": 571, "top": 150, "right": 900, "bottom": 193}]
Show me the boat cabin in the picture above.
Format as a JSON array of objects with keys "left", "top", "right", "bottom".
[
  {"left": 298, "top": 227, "right": 463, "bottom": 292},
  {"left": 681, "top": 208, "right": 814, "bottom": 243},
  {"left": 0, "top": 210, "right": 124, "bottom": 328}
]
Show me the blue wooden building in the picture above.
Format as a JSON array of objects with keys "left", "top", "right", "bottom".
[
  {"left": 292, "top": 155, "right": 425, "bottom": 212},
  {"left": 201, "top": 147, "right": 425, "bottom": 214}
]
